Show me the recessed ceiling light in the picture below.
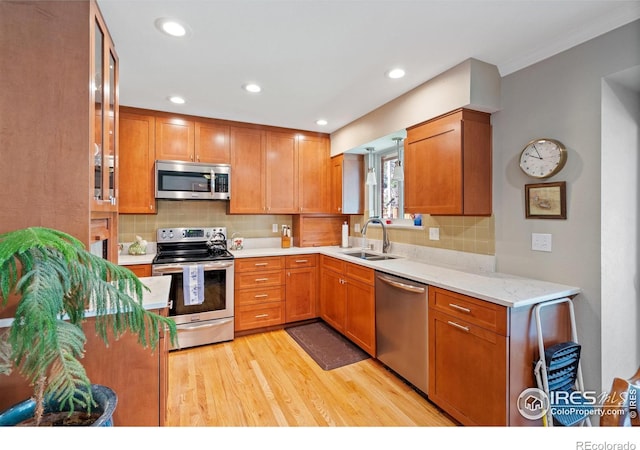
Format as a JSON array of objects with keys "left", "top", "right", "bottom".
[
  {"left": 168, "top": 96, "right": 186, "bottom": 104},
  {"left": 386, "top": 68, "right": 406, "bottom": 79},
  {"left": 243, "top": 83, "right": 262, "bottom": 93},
  {"left": 155, "top": 18, "right": 188, "bottom": 37},
  {"left": 316, "top": 119, "right": 328, "bottom": 126}
]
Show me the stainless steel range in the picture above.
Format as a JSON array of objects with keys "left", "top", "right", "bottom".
[{"left": 152, "top": 227, "right": 234, "bottom": 350}]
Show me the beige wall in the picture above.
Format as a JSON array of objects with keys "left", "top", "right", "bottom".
[{"left": 330, "top": 58, "right": 501, "bottom": 156}]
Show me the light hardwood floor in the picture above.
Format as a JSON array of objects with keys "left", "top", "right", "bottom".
[{"left": 166, "top": 328, "right": 457, "bottom": 426}]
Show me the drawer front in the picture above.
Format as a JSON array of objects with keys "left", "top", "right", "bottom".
[
  {"left": 285, "top": 254, "right": 317, "bottom": 269},
  {"left": 236, "top": 270, "right": 284, "bottom": 289},
  {"left": 235, "top": 286, "right": 284, "bottom": 306},
  {"left": 345, "top": 262, "right": 374, "bottom": 286},
  {"left": 236, "top": 302, "right": 285, "bottom": 331},
  {"left": 235, "top": 256, "right": 285, "bottom": 273},
  {"left": 320, "top": 255, "right": 344, "bottom": 273},
  {"left": 429, "top": 287, "right": 508, "bottom": 336}
]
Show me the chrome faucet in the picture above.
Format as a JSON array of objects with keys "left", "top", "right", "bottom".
[{"left": 361, "top": 217, "right": 390, "bottom": 253}]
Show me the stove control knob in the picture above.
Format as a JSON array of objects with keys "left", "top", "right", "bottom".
[
  {"left": 169, "top": 231, "right": 174, "bottom": 239},
  {"left": 205, "top": 231, "right": 211, "bottom": 238}
]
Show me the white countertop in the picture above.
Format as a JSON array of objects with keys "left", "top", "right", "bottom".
[
  {"left": 228, "top": 246, "right": 580, "bottom": 309},
  {"left": 119, "top": 245, "right": 580, "bottom": 309},
  {"left": 0, "top": 275, "right": 171, "bottom": 328}
]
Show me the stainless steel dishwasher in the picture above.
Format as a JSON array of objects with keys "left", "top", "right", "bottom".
[{"left": 375, "top": 271, "right": 429, "bottom": 394}]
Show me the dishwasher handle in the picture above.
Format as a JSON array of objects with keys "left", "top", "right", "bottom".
[{"left": 377, "top": 275, "right": 426, "bottom": 294}]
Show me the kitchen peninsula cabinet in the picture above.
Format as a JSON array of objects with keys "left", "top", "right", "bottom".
[
  {"left": 405, "top": 108, "right": 492, "bottom": 216},
  {"left": 319, "top": 256, "right": 376, "bottom": 356},
  {"left": 119, "top": 109, "right": 157, "bottom": 214},
  {"left": 330, "top": 154, "right": 364, "bottom": 214},
  {"left": 429, "top": 287, "right": 508, "bottom": 425},
  {"left": 285, "top": 255, "right": 318, "bottom": 322},
  {"left": 235, "top": 256, "right": 286, "bottom": 331}
]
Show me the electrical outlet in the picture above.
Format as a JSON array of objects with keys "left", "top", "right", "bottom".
[
  {"left": 429, "top": 227, "right": 440, "bottom": 240},
  {"left": 272, "top": 224, "right": 278, "bottom": 233},
  {"left": 532, "top": 233, "right": 552, "bottom": 252},
  {"left": 354, "top": 223, "right": 360, "bottom": 233}
]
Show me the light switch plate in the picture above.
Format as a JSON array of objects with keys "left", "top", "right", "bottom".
[
  {"left": 532, "top": 233, "right": 552, "bottom": 252},
  {"left": 272, "top": 224, "right": 278, "bottom": 233},
  {"left": 429, "top": 227, "right": 440, "bottom": 241}
]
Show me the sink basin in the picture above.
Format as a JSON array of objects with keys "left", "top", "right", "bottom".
[{"left": 342, "top": 251, "right": 399, "bottom": 261}]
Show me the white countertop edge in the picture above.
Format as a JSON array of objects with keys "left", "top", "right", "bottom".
[
  {"left": 0, "top": 276, "right": 171, "bottom": 329},
  {"left": 117, "top": 244, "right": 581, "bottom": 309}
]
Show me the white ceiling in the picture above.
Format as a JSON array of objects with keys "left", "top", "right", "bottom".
[{"left": 97, "top": 0, "right": 640, "bottom": 135}]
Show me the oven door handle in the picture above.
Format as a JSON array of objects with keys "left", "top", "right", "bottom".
[
  {"left": 153, "top": 261, "right": 233, "bottom": 274},
  {"left": 177, "top": 318, "right": 233, "bottom": 331}
]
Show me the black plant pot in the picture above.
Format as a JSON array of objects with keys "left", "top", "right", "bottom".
[{"left": 0, "top": 384, "right": 117, "bottom": 426}]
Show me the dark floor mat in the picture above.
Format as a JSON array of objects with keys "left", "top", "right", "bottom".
[{"left": 285, "top": 321, "right": 370, "bottom": 370}]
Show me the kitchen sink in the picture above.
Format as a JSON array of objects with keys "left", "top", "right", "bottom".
[{"left": 342, "top": 251, "right": 400, "bottom": 261}]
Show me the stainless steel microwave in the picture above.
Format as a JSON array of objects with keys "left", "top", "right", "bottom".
[{"left": 155, "top": 160, "right": 231, "bottom": 200}]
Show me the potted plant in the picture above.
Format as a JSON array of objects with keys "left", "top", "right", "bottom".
[{"left": 0, "top": 227, "right": 177, "bottom": 426}]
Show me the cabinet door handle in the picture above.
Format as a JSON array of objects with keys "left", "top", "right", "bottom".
[
  {"left": 447, "top": 321, "right": 470, "bottom": 332},
  {"left": 255, "top": 278, "right": 269, "bottom": 282},
  {"left": 449, "top": 303, "right": 471, "bottom": 313},
  {"left": 255, "top": 314, "right": 269, "bottom": 319}
]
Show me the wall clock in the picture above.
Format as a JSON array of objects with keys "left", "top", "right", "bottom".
[{"left": 519, "top": 138, "right": 567, "bottom": 179}]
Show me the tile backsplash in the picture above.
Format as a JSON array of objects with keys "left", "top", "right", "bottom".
[{"left": 119, "top": 200, "right": 495, "bottom": 256}]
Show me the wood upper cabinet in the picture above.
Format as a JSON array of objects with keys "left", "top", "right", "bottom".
[
  {"left": 265, "top": 131, "right": 298, "bottom": 213},
  {"left": 330, "top": 153, "right": 364, "bottom": 214},
  {"left": 230, "top": 128, "right": 330, "bottom": 214},
  {"left": 229, "top": 126, "right": 266, "bottom": 214},
  {"left": 155, "top": 116, "right": 195, "bottom": 162},
  {"left": 194, "top": 121, "right": 230, "bottom": 163},
  {"left": 119, "top": 109, "right": 156, "bottom": 214},
  {"left": 405, "top": 108, "right": 492, "bottom": 216},
  {"left": 91, "top": 5, "right": 118, "bottom": 213},
  {"left": 298, "top": 135, "right": 330, "bottom": 213}
]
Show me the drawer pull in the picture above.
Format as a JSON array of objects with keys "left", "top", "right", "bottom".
[
  {"left": 254, "top": 262, "right": 268, "bottom": 266},
  {"left": 447, "top": 321, "right": 470, "bottom": 332},
  {"left": 255, "top": 278, "right": 269, "bottom": 282},
  {"left": 295, "top": 259, "right": 308, "bottom": 263},
  {"left": 449, "top": 303, "right": 471, "bottom": 313},
  {"left": 254, "top": 294, "right": 269, "bottom": 298},
  {"left": 255, "top": 314, "right": 269, "bottom": 319}
]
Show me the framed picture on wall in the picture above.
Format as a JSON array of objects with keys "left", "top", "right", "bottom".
[{"left": 525, "top": 181, "right": 567, "bottom": 219}]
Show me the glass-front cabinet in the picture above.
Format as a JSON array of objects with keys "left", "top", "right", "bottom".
[{"left": 91, "top": 9, "right": 118, "bottom": 211}]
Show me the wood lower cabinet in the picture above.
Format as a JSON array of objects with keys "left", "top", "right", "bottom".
[
  {"left": 319, "top": 256, "right": 376, "bottom": 356},
  {"left": 119, "top": 109, "right": 156, "bottom": 214},
  {"left": 405, "top": 108, "right": 492, "bottom": 216},
  {"left": 235, "top": 257, "right": 286, "bottom": 331},
  {"left": 285, "top": 255, "right": 318, "bottom": 322},
  {"left": 427, "top": 286, "right": 574, "bottom": 426},
  {"left": 125, "top": 263, "right": 152, "bottom": 278},
  {"left": 428, "top": 287, "right": 508, "bottom": 426}
]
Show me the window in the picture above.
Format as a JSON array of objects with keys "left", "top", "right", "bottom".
[
  {"left": 380, "top": 152, "right": 402, "bottom": 219},
  {"left": 369, "top": 149, "right": 407, "bottom": 220}
]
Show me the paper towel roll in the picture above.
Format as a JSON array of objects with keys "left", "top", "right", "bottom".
[{"left": 341, "top": 222, "right": 349, "bottom": 248}]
